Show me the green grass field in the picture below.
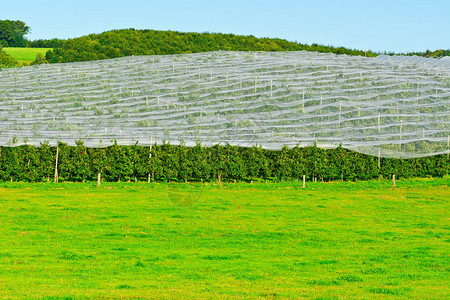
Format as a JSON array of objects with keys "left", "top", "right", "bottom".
[
  {"left": 3, "top": 47, "right": 51, "bottom": 63},
  {"left": 0, "top": 178, "right": 448, "bottom": 299}
]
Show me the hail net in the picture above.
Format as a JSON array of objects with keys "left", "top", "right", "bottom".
[{"left": 0, "top": 51, "right": 449, "bottom": 158}]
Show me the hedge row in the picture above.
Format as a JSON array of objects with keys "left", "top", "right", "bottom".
[{"left": 0, "top": 141, "right": 448, "bottom": 183}]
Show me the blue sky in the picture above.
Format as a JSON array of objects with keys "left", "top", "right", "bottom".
[{"left": 2, "top": 0, "right": 449, "bottom": 53}]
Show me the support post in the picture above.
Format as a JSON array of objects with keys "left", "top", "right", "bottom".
[
  {"left": 302, "top": 175, "right": 306, "bottom": 188},
  {"left": 98, "top": 173, "right": 101, "bottom": 187},
  {"left": 270, "top": 79, "right": 273, "bottom": 97},
  {"left": 148, "top": 137, "right": 153, "bottom": 183},
  {"left": 378, "top": 149, "right": 381, "bottom": 169},
  {"left": 378, "top": 112, "right": 381, "bottom": 131},
  {"left": 54, "top": 146, "right": 59, "bottom": 183},
  {"left": 392, "top": 175, "right": 395, "bottom": 187},
  {"left": 339, "top": 101, "right": 342, "bottom": 127},
  {"left": 302, "top": 89, "right": 305, "bottom": 112}
]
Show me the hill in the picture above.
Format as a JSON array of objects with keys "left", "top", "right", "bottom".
[{"left": 45, "top": 29, "right": 377, "bottom": 63}]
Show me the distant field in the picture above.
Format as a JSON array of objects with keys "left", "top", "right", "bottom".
[
  {"left": 0, "top": 178, "right": 448, "bottom": 298},
  {"left": 3, "top": 47, "right": 51, "bottom": 62}
]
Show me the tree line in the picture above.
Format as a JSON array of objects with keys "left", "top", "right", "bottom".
[
  {"left": 1, "top": 19, "right": 450, "bottom": 67},
  {"left": 0, "top": 142, "right": 447, "bottom": 183},
  {"left": 42, "top": 29, "right": 378, "bottom": 63}
]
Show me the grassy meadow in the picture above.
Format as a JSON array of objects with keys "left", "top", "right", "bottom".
[
  {"left": 3, "top": 47, "right": 51, "bottom": 63},
  {"left": 0, "top": 178, "right": 448, "bottom": 299}
]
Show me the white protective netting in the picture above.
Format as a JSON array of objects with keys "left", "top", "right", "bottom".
[{"left": 0, "top": 51, "right": 449, "bottom": 158}]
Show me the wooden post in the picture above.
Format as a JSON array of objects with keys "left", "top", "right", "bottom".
[
  {"left": 392, "top": 175, "right": 395, "bottom": 187},
  {"left": 218, "top": 173, "right": 222, "bottom": 188},
  {"left": 270, "top": 79, "right": 273, "bottom": 97},
  {"left": 447, "top": 136, "right": 450, "bottom": 175},
  {"left": 378, "top": 149, "right": 381, "bottom": 169},
  {"left": 54, "top": 146, "right": 59, "bottom": 183},
  {"left": 98, "top": 173, "right": 101, "bottom": 187},
  {"left": 148, "top": 137, "right": 153, "bottom": 183},
  {"left": 302, "top": 175, "right": 306, "bottom": 188},
  {"left": 302, "top": 89, "right": 305, "bottom": 112},
  {"left": 378, "top": 112, "right": 381, "bottom": 131},
  {"left": 320, "top": 95, "right": 323, "bottom": 114}
]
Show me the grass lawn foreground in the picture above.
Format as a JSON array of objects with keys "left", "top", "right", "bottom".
[{"left": 0, "top": 178, "right": 448, "bottom": 298}]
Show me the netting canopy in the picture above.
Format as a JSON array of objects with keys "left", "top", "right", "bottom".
[{"left": 0, "top": 51, "right": 449, "bottom": 158}]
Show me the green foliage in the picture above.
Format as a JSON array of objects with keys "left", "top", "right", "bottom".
[
  {"left": 30, "top": 53, "right": 49, "bottom": 65},
  {"left": 45, "top": 29, "right": 378, "bottom": 63},
  {"left": 0, "top": 48, "right": 18, "bottom": 67},
  {"left": 0, "top": 143, "right": 447, "bottom": 183},
  {"left": 0, "top": 20, "right": 30, "bottom": 47},
  {"left": 401, "top": 49, "right": 450, "bottom": 58},
  {"left": 27, "top": 38, "right": 63, "bottom": 48}
]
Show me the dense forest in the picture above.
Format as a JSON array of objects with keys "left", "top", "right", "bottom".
[
  {"left": 43, "top": 29, "right": 378, "bottom": 63},
  {"left": 1, "top": 19, "right": 449, "bottom": 66}
]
